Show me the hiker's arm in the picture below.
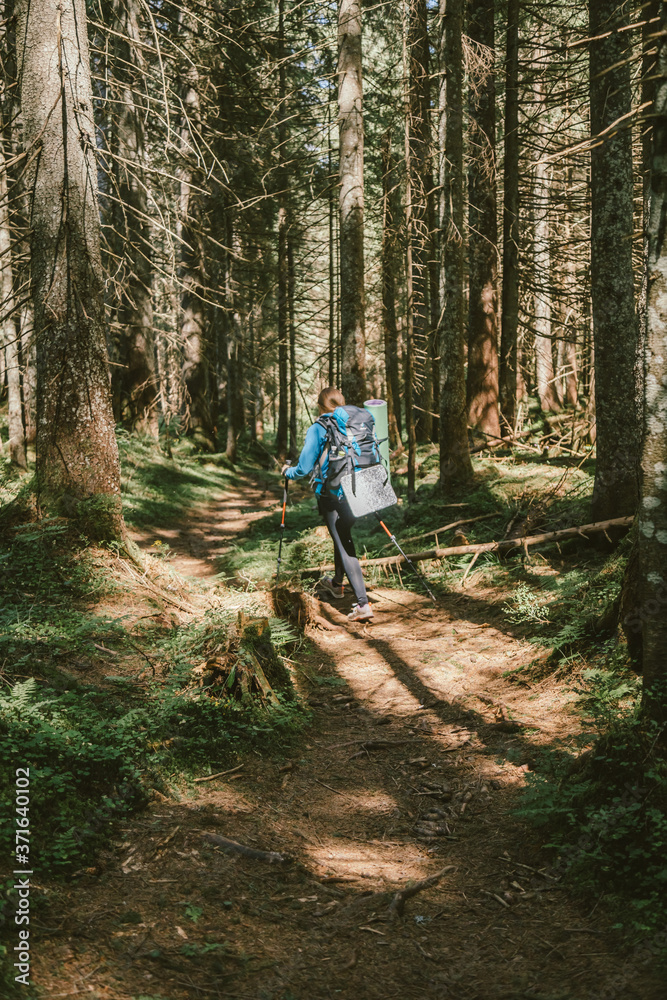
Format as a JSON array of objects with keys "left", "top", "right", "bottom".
[{"left": 284, "top": 423, "right": 326, "bottom": 479}]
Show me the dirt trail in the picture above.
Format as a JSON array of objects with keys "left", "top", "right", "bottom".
[
  {"left": 34, "top": 477, "right": 663, "bottom": 999},
  {"left": 129, "top": 472, "right": 278, "bottom": 578}
]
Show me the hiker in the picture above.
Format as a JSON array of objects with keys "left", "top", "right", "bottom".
[{"left": 281, "top": 386, "right": 374, "bottom": 623}]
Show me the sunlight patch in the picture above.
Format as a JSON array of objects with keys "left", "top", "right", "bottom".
[
  {"left": 309, "top": 790, "right": 398, "bottom": 816},
  {"left": 332, "top": 654, "right": 424, "bottom": 714},
  {"left": 306, "top": 839, "right": 433, "bottom": 882}
]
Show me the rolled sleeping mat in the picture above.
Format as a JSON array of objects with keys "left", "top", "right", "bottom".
[{"left": 364, "top": 398, "right": 390, "bottom": 480}]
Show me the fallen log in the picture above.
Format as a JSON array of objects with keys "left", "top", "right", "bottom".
[
  {"left": 387, "top": 512, "right": 500, "bottom": 550},
  {"left": 304, "top": 516, "right": 633, "bottom": 572}
]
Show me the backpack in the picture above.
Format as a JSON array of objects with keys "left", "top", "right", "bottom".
[{"left": 311, "top": 405, "right": 384, "bottom": 494}]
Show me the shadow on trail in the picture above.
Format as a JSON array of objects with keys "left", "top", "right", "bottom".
[{"left": 314, "top": 598, "right": 568, "bottom": 772}]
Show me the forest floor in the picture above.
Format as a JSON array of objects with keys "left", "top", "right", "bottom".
[{"left": 23, "top": 469, "right": 666, "bottom": 999}]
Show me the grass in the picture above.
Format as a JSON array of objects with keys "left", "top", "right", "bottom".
[
  {"left": 0, "top": 432, "right": 309, "bottom": 992},
  {"left": 0, "top": 517, "right": 307, "bottom": 867},
  {"left": 118, "top": 429, "right": 238, "bottom": 529}
]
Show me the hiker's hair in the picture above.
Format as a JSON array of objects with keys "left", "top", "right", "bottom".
[{"left": 318, "top": 386, "right": 345, "bottom": 411}]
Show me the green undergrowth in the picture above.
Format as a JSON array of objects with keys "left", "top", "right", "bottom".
[
  {"left": 118, "top": 429, "right": 239, "bottom": 529},
  {"left": 503, "top": 537, "right": 667, "bottom": 939},
  {"left": 500, "top": 532, "right": 632, "bottom": 676},
  {"left": 516, "top": 671, "right": 667, "bottom": 939},
  {"left": 0, "top": 484, "right": 307, "bottom": 961}
]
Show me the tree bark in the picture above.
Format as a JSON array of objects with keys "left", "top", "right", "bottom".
[
  {"left": 276, "top": 198, "right": 289, "bottom": 458},
  {"left": 111, "top": 0, "right": 158, "bottom": 438},
  {"left": 589, "top": 0, "right": 640, "bottom": 520},
  {"left": 17, "top": 0, "right": 123, "bottom": 537},
  {"left": 532, "top": 47, "right": 560, "bottom": 415},
  {"left": 637, "top": 8, "right": 667, "bottom": 723},
  {"left": 466, "top": 0, "right": 500, "bottom": 439},
  {"left": 499, "top": 0, "right": 520, "bottom": 430},
  {"left": 223, "top": 208, "right": 243, "bottom": 462},
  {"left": 381, "top": 129, "right": 402, "bottom": 448},
  {"left": 178, "top": 58, "right": 216, "bottom": 452},
  {"left": 338, "top": 0, "right": 366, "bottom": 402},
  {"left": 438, "top": 0, "right": 473, "bottom": 487},
  {"left": 0, "top": 124, "right": 26, "bottom": 468},
  {"left": 288, "top": 235, "right": 298, "bottom": 461},
  {"left": 637, "top": 1, "right": 660, "bottom": 442},
  {"left": 1, "top": 3, "right": 34, "bottom": 450},
  {"left": 406, "top": 0, "right": 433, "bottom": 444},
  {"left": 328, "top": 102, "right": 336, "bottom": 388},
  {"left": 276, "top": 0, "right": 289, "bottom": 457},
  {"left": 20, "top": 309, "right": 36, "bottom": 445}
]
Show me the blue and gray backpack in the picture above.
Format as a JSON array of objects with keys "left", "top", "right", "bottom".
[{"left": 311, "top": 405, "right": 384, "bottom": 495}]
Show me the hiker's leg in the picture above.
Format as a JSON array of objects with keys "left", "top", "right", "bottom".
[
  {"left": 331, "top": 520, "right": 345, "bottom": 586},
  {"left": 329, "top": 502, "right": 368, "bottom": 606},
  {"left": 319, "top": 499, "right": 368, "bottom": 604},
  {"left": 318, "top": 499, "right": 345, "bottom": 586},
  {"left": 319, "top": 502, "right": 345, "bottom": 586}
]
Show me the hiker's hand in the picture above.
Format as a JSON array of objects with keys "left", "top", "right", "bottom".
[{"left": 281, "top": 463, "right": 291, "bottom": 476}]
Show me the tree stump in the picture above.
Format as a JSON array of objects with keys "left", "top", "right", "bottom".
[{"left": 193, "top": 611, "right": 291, "bottom": 702}]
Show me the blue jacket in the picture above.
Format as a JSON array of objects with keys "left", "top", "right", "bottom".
[{"left": 284, "top": 410, "right": 339, "bottom": 496}]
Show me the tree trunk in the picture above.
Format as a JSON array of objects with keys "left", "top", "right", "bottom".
[
  {"left": 636, "top": 9, "right": 667, "bottom": 723},
  {"left": 328, "top": 103, "right": 336, "bottom": 388},
  {"left": 381, "top": 129, "right": 402, "bottom": 449},
  {"left": 275, "top": 0, "right": 289, "bottom": 457},
  {"left": 499, "top": 0, "right": 520, "bottom": 430},
  {"left": 557, "top": 333, "right": 578, "bottom": 408},
  {"left": 428, "top": 164, "right": 440, "bottom": 440},
  {"left": 112, "top": 0, "right": 158, "bottom": 438},
  {"left": 248, "top": 303, "right": 264, "bottom": 443},
  {"left": 178, "top": 58, "right": 216, "bottom": 452},
  {"left": 557, "top": 179, "right": 580, "bottom": 410},
  {"left": 288, "top": 236, "right": 298, "bottom": 461},
  {"left": 276, "top": 199, "right": 289, "bottom": 459},
  {"left": 532, "top": 47, "right": 560, "bottom": 415},
  {"left": 438, "top": 0, "right": 473, "bottom": 487},
  {"left": 223, "top": 209, "right": 243, "bottom": 462},
  {"left": 589, "top": 0, "right": 640, "bottom": 520},
  {"left": 406, "top": 0, "right": 433, "bottom": 444},
  {"left": 338, "top": 0, "right": 366, "bottom": 402},
  {"left": 466, "top": 0, "right": 500, "bottom": 439},
  {"left": 0, "top": 129, "right": 26, "bottom": 468},
  {"left": 20, "top": 309, "right": 36, "bottom": 444},
  {"left": 17, "top": 0, "right": 123, "bottom": 538},
  {"left": 637, "top": 1, "right": 660, "bottom": 440}
]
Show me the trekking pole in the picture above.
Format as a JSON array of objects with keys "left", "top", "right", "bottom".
[
  {"left": 276, "top": 462, "right": 291, "bottom": 580},
  {"left": 374, "top": 514, "right": 437, "bottom": 603}
]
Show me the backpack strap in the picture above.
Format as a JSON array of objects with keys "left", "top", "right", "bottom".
[{"left": 309, "top": 415, "right": 334, "bottom": 492}]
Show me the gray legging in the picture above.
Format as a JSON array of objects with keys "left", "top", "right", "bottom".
[{"left": 317, "top": 494, "right": 368, "bottom": 606}]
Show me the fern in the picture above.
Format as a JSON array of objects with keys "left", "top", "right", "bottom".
[
  {"left": 0, "top": 677, "right": 38, "bottom": 712},
  {"left": 268, "top": 618, "right": 299, "bottom": 648}
]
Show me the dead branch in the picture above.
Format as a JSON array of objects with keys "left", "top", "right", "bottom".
[
  {"left": 193, "top": 764, "right": 244, "bottom": 783},
  {"left": 387, "top": 512, "right": 500, "bottom": 549},
  {"left": 120, "top": 559, "right": 199, "bottom": 614},
  {"left": 304, "top": 516, "right": 634, "bottom": 572},
  {"left": 202, "top": 833, "right": 288, "bottom": 864},
  {"left": 388, "top": 866, "right": 456, "bottom": 918}
]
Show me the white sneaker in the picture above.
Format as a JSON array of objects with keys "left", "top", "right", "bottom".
[
  {"left": 318, "top": 577, "right": 345, "bottom": 599},
  {"left": 348, "top": 603, "right": 374, "bottom": 622}
]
